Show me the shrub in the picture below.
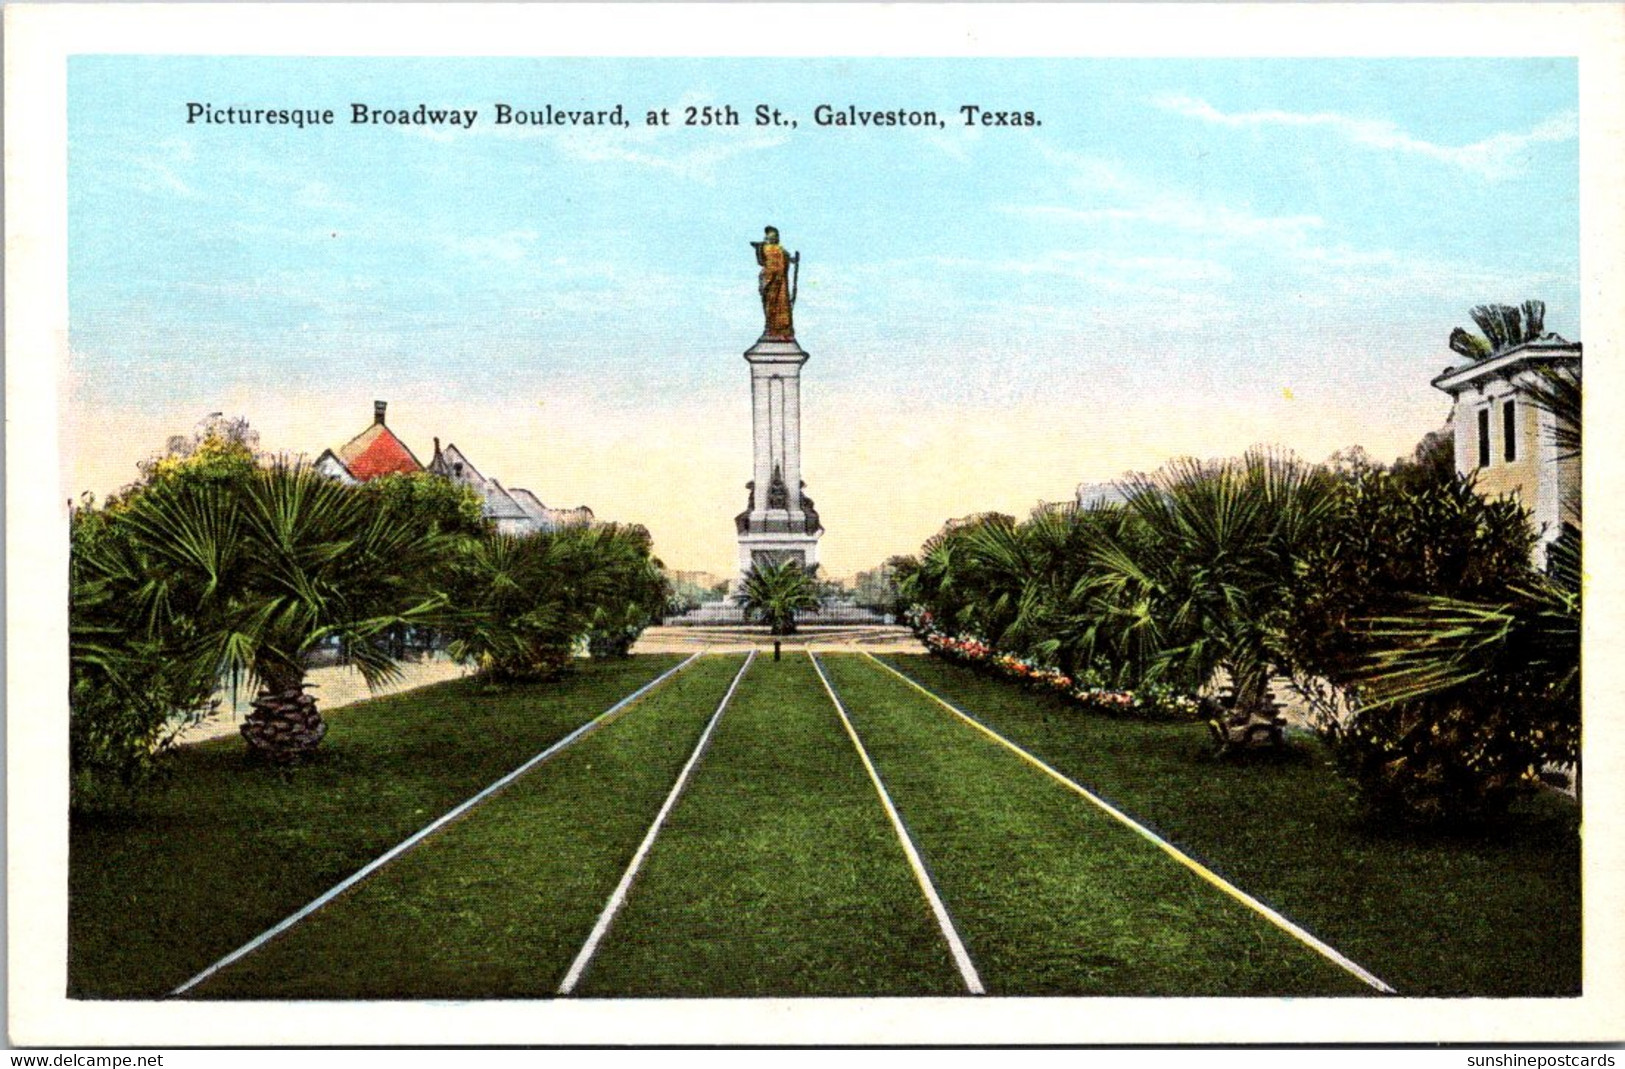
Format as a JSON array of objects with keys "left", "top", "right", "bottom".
[
  {"left": 1288, "top": 447, "right": 1570, "bottom": 827},
  {"left": 445, "top": 523, "right": 669, "bottom": 679},
  {"left": 70, "top": 454, "right": 236, "bottom": 809},
  {"left": 1333, "top": 695, "right": 1553, "bottom": 829}
]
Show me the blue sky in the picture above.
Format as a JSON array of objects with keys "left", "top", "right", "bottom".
[{"left": 68, "top": 56, "right": 1579, "bottom": 575}]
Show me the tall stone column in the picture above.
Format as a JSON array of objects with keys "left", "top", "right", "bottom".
[{"left": 736, "top": 335, "right": 822, "bottom": 582}]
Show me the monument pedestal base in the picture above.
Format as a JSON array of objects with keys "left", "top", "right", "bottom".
[{"left": 735, "top": 531, "right": 821, "bottom": 590}]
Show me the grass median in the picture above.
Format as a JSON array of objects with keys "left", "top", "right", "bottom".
[
  {"left": 189, "top": 654, "right": 748, "bottom": 998},
  {"left": 823, "top": 654, "right": 1371, "bottom": 996},
  {"left": 576, "top": 653, "right": 965, "bottom": 997},
  {"left": 875, "top": 653, "right": 1581, "bottom": 997},
  {"left": 70, "top": 654, "right": 685, "bottom": 999}
]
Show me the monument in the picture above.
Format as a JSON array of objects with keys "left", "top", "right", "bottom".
[
  {"left": 666, "top": 227, "right": 882, "bottom": 625},
  {"left": 734, "top": 226, "right": 824, "bottom": 581}
]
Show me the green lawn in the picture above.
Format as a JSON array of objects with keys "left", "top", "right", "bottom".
[
  {"left": 821, "top": 654, "right": 1371, "bottom": 996},
  {"left": 577, "top": 654, "right": 964, "bottom": 997},
  {"left": 875, "top": 653, "right": 1582, "bottom": 997},
  {"left": 191, "top": 655, "right": 750, "bottom": 998},
  {"left": 69, "top": 650, "right": 1580, "bottom": 1000},
  {"left": 69, "top": 654, "right": 684, "bottom": 998}
]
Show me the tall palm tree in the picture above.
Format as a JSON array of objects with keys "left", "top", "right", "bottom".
[
  {"left": 736, "top": 559, "right": 821, "bottom": 636},
  {"left": 84, "top": 463, "right": 454, "bottom": 760}
]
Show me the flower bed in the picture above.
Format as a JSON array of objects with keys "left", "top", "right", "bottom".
[{"left": 912, "top": 612, "right": 1200, "bottom": 720}]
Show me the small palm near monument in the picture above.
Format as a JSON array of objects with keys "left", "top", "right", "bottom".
[{"left": 736, "top": 559, "right": 822, "bottom": 656}]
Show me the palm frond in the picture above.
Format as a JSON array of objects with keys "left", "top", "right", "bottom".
[
  {"left": 1356, "top": 576, "right": 1578, "bottom": 710},
  {"left": 1522, "top": 299, "right": 1546, "bottom": 337},
  {"left": 1449, "top": 328, "right": 1492, "bottom": 361}
]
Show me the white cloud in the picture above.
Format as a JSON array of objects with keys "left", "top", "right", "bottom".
[
  {"left": 1005, "top": 201, "right": 1324, "bottom": 241},
  {"left": 1008, "top": 144, "right": 1325, "bottom": 244},
  {"left": 438, "top": 228, "right": 540, "bottom": 264},
  {"left": 126, "top": 140, "right": 197, "bottom": 197},
  {"left": 546, "top": 128, "right": 789, "bottom": 184},
  {"left": 1156, "top": 94, "right": 1577, "bottom": 180}
]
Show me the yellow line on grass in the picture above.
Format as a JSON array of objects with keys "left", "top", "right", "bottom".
[
  {"left": 809, "top": 650, "right": 985, "bottom": 995},
  {"left": 861, "top": 652, "right": 1398, "bottom": 996}
]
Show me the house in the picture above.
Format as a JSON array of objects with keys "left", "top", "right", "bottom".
[
  {"left": 317, "top": 401, "right": 593, "bottom": 536},
  {"left": 313, "top": 401, "right": 423, "bottom": 485},
  {"left": 1075, "top": 481, "right": 1128, "bottom": 508},
  {"left": 425, "top": 440, "right": 527, "bottom": 536},
  {"left": 509, "top": 487, "right": 594, "bottom": 530},
  {"left": 425, "top": 439, "right": 593, "bottom": 535},
  {"left": 1431, "top": 333, "right": 1580, "bottom": 555}
]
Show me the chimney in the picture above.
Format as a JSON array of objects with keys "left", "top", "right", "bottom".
[{"left": 374, "top": 400, "right": 387, "bottom": 425}]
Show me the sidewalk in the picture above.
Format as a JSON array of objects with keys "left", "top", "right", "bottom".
[
  {"left": 174, "top": 655, "right": 472, "bottom": 746},
  {"left": 631, "top": 624, "right": 925, "bottom": 655}
]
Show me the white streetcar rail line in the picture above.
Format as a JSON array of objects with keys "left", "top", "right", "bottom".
[
  {"left": 558, "top": 650, "right": 757, "bottom": 995},
  {"left": 862, "top": 652, "right": 1398, "bottom": 996},
  {"left": 170, "top": 650, "right": 709, "bottom": 997},
  {"left": 808, "top": 650, "right": 985, "bottom": 995}
]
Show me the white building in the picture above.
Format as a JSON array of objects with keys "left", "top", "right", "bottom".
[{"left": 1430, "top": 334, "right": 1580, "bottom": 555}]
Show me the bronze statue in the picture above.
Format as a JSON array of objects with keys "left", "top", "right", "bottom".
[{"left": 751, "top": 225, "right": 799, "bottom": 340}]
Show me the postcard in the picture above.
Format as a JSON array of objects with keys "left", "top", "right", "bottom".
[{"left": 7, "top": 1, "right": 1624, "bottom": 1049}]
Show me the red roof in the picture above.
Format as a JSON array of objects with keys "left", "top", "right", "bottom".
[{"left": 336, "top": 422, "right": 422, "bottom": 481}]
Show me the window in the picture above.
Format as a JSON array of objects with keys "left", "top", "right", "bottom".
[
  {"left": 1478, "top": 407, "right": 1491, "bottom": 467},
  {"left": 1504, "top": 400, "right": 1517, "bottom": 462}
]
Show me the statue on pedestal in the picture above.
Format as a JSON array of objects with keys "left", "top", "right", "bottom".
[{"left": 752, "top": 226, "right": 799, "bottom": 340}]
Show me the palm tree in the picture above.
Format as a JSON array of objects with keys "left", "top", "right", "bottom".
[
  {"left": 445, "top": 522, "right": 670, "bottom": 678},
  {"left": 1088, "top": 449, "right": 1337, "bottom": 713},
  {"left": 736, "top": 559, "right": 821, "bottom": 637},
  {"left": 581, "top": 524, "right": 671, "bottom": 658},
  {"left": 899, "top": 512, "right": 1023, "bottom": 644},
  {"left": 943, "top": 503, "right": 1131, "bottom": 682},
  {"left": 1359, "top": 533, "right": 1578, "bottom": 716},
  {"left": 443, "top": 532, "right": 583, "bottom": 682},
  {"left": 84, "top": 463, "right": 454, "bottom": 761},
  {"left": 1522, "top": 362, "right": 1581, "bottom": 467},
  {"left": 1331, "top": 308, "right": 1582, "bottom": 817},
  {"left": 1448, "top": 299, "right": 1547, "bottom": 361}
]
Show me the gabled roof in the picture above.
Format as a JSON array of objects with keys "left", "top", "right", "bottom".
[
  {"left": 428, "top": 441, "right": 488, "bottom": 489},
  {"left": 507, "top": 488, "right": 552, "bottom": 525},
  {"left": 483, "top": 479, "right": 530, "bottom": 521},
  {"left": 312, "top": 449, "right": 359, "bottom": 486},
  {"left": 336, "top": 422, "right": 423, "bottom": 481}
]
